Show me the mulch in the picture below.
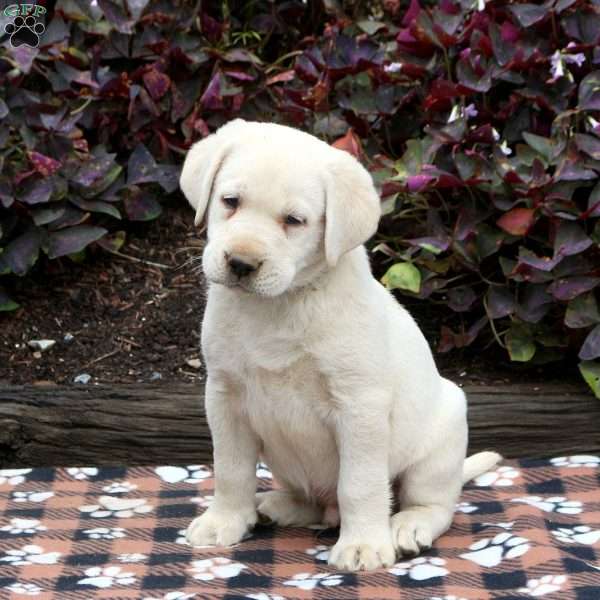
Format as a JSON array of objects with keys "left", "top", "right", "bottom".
[{"left": 1, "top": 457, "right": 599, "bottom": 599}]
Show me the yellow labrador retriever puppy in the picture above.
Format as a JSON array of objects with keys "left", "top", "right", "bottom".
[{"left": 180, "top": 119, "right": 500, "bottom": 572}]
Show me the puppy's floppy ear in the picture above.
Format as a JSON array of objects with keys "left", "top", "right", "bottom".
[
  {"left": 180, "top": 119, "right": 246, "bottom": 226},
  {"left": 324, "top": 149, "right": 381, "bottom": 267}
]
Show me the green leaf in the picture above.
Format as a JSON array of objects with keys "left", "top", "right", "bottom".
[
  {"left": 0, "top": 288, "right": 19, "bottom": 312},
  {"left": 357, "top": 20, "right": 386, "bottom": 35},
  {"left": 565, "top": 293, "right": 600, "bottom": 329},
  {"left": 506, "top": 325, "right": 536, "bottom": 362},
  {"left": 381, "top": 262, "right": 421, "bottom": 293},
  {"left": 579, "top": 361, "right": 600, "bottom": 399}
]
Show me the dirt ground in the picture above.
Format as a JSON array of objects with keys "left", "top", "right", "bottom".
[{"left": 0, "top": 201, "right": 581, "bottom": 387}]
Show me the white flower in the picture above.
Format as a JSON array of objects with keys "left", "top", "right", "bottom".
[
  {"left": 256, "top": 463, "right": 272, "bottom": 479},
  {"left": 551, "top": 455, "right": 600, "bottom": 468},
  {"left": 0, "top": 544, "right": 61, "bottom": 566},
  {"left": 191, "top": 495, "right": 213, "bottom": 508},
  {"left": 11, "top": 491, "right": 54, "bottom": 503},
  {"left": 118, "top": 553, "right": 147, "bottom": 563},
  {"left": 384, "top": 62, "right": 402, "bottom": 74},
  {"left": 464, "top": 103, "right": 478, "bottom": 118},
  {"left": 0, "top": 518, "right": 47, "bottom": 535},
  {"left": 0, "top": 469, "right": 32, "bottom": 486},
  {"left": 102, "top": 481, "right": 138, "bottom": 494},
  {"left": 474, "top": 466, "right": 519, "bottom": 487},
  {"left": 83, "top": 527, "right": 126, "bottom": 540},
  {"left": 491, "top": 128, "right": 500, "bottom": 142},
  {"left": 456, "top": 501, "right": 478, "bottom": 513},
  {"left": 66, "top": 467, "right": 98, "bottom": 480},
  {"left": 78, "top": 566, "right": 136, "bottom": 588},
  {"left": 519, "top": 575, "right": 567, "bottom": 597},
  {"left": 283, "top": 572, "right": 344, "bottom": 590},
  {"left": 189, "top": 557, "right": 247, "bottom": 580},
  {"left": 550, "top": 50, "right": 586, "bottom": 81},
  {"left": 511, "top": 496, "right": 583, "bottom": 514},
  {"left": 305, "top": 544, "right": 331, "bottom": 561},
  {"left": 389, "top": 557, "right": 449, "bottom": 580},
  {"left": 550, "top": 50, "right": 565, "bottom": 79},
  {"left": 143, "top": 594, "right": 196, "bottom": 600},
  {"left": 154, "top": 465, "right": 212, "bottom": 484},
  {"left": 3, "top": 582, "right": 43, "bottom": 596},
  {"left": 80, "top": 495, "right": 153, "bottom": 518}
]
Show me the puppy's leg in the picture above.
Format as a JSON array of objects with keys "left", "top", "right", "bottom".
[
  {"left": 256, "top": 490, "right": 324, "bottom": 526},
  {"left": 328, "top": 398, "right": 395, "bottom": 571},
  {"left": 187, "top": 377, "right": 259, "bottom": 547},
  {"left": 391, "top": 426, "right": 466, "bottom": 557}
]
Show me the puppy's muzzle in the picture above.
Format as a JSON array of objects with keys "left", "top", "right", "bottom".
[{"left": 226, "top": 253, "right": 260, "bottom": 278}]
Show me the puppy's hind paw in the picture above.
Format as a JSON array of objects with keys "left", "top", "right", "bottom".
[{"left": 256, "top": 490, "right": 323, "bottom": 527}]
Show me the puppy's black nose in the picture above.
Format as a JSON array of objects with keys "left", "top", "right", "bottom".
[{"left": 228, "top": 256, "right": 257, "bottom": 278}]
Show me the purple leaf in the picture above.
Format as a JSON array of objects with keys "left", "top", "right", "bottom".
[
  {"left": 579, "top": 325, "right": 600, "bottom": 360},
  {"left": 143, "top": 68, "right": 171, "bottom": 101},
  {"left": 575, "top": 133, "right": 600, "bottom": 160},
  {"left": 518, "top": 248, "right": 562, "bottom": 272},
  {"left": 510, "top": 3, "right": 550, "bottom": 27},
  {"left": 20, "top": 179, "right": 53, "bottom": 205},
  {"left": 0, "top": 228, "right": 42, "bottom": 276},
  {"left": 47, "top": 225, "right": 107, "bottom": 259},
  {"left": 487, "top": 286, "right": 516, "bottom": 319},
  {"left": 123, "top": 192, "right": 162, "bottom": 221},
  {"left": 517, "top": 284, "right": 552, "bottom": 323},
  {"left": 578, "top": 71, "right": 600, "bottom": 111},
  {"left": 547, "top": 277, "right": 600, "bottom": 301},
  {"left": 447, "top": 286, "right": 476, "bottom": 312},
  {"left": 565, "top": 293, "right": 600, "bottom": 329},
  {"left": 554, "top": 222, "right": 593, "bottom": 257}
]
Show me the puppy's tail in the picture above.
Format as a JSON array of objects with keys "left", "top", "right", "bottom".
[{"left": 462, "top": 451, "right": 502, "bottom": 484}]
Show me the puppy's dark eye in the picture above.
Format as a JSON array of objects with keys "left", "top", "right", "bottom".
[
  {"left": 284, "top": 214, "right": 305, "bottom": 226},
  {"left": 223, "top": 196, "right": 239, "bottom": 209}
]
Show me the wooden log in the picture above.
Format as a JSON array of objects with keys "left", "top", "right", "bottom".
[{"left": 0, "top": 383, "right": 598, "bottom": 467}]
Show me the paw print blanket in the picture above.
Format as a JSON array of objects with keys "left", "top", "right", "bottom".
[{"left": 0, "top": 458, "right": 599, "bottom": 599}]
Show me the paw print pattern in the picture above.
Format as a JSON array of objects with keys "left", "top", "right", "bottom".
[
  {"left": 511, "top": 496, "right": 583, "bottom": 514},
  {"left": 474, "top": 466, "right": 520, "bottom": 487},
  {"left": 256, "top": 463, "right": 273, "bottom": 479},
  {"left": 102, "top": 481, "right": 138, "bottom": 494},
  {"left": 188, "top": 557, "right": 248, "bottom": 581},
  {"left": 0, "top": 469, "right": 32, "bottom": 487},
  {"left": 518, "top": 575, "right": 567, "bottom": 597},
  {"left": 117, "top": 553, "right": 147, "bottom": 563},
  {"left": 283, "top": 572, "right": 344, "bottom": 590},
  {"left": 0, "top": 544, "right": 61, "bottom": 566},
  {"left": 460, "top": 532, "right": 530, "bottom": 567},
  {"left": 431, "top": 596, "right": 468, "bottom": 600},
  {"left": 66, "top": 467, "right": 98, "bottom": 480},
  {"left": 455, "top": 501, "right": 478, "bottom": 513},
  {"left": 191, "top": 494, "right": 213, "bottom": 508},
  {"left": 305, "top": 544, "right": 331, "bottom": 561},
  {"left": 11, "top": 490, "right": 54, "bottom": 503},
  {"left": 552, "top": 526, "right": 600, "bottom": 545},
  {"left": 389, "top": 557, "right": 449, "bottom": 580},
  {"left": 79, "top": 495, "right": 153, "bottom": 518},
  {"left": 3, "top": 582, "right": 43, "bottom": 596},
  {"left": 142, "top": 593, "right": 197, "bottom": 600},
  {"left": 4, "top": 15, "right": 45, "bottom": 48},
  {"left": 551, "top": 455, "right": 600, "bottom": 468},
  {"left": 83, "top": 527, "right": 126, "bottom": 540},
  {"left": 154, "top": 465, "right": 212, "bottom": 484},
  {"left": 0, "top": 518, "right": 47, "bottom": 535},
  {"left": 77, "top": 566, "right": 136, "bottom": 588}
]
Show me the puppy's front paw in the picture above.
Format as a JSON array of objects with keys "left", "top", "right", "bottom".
[
  {"left": 391, "top": 511, "right": 434, "bottom": 557},
  {"left": 328, "top": 535, "right": 396, "bottom": 571},
  {"left": 186, "top": 508, "right": 257, "bottom": 547}
]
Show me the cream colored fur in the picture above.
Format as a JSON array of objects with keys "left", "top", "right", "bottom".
[{"left": 180, "top": 119, "right": 501, "bottom": 571}]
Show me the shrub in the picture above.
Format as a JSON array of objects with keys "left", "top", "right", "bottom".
[{"left": 1, "top": 0, "right": 599, "bottom": 395}]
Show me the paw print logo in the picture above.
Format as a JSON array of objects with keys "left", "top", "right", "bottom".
[
  {"left": 474, "top": 466, "right": 520, "bottom": 487},
  {"left": 188, "top": 557, "right": 248, "bottom": 581},
  {"left": 305, "top": 544, "right": 331, "bottom": 562},
  {"left": 0, "top": 517, "right": 47, "bottom": 535},
  {"left": 551, "top": 455, "right": 600, "bottom": 468},
  {"left": 552, "top": 526, "right": 600, "bottom": 545},
  {"left": 455, "top": 501, "right": 478, "bottom": 513},
  {"left": 12, "top": 490, "right": 54, "bottom": 503},
  {"left": 460, "top": 532, "right": 530, "bottom": 567},
  {"left": 389, "top": 556, "right": 449, "bottom": 580},
  {"left": 102, "top": 481, "right": 138, "bottom": 494},
  {"left": 154, "top": 465, "right": 212, "bottom": 484},
  {"left": 83, "top": 527, "right": 126, "bottom": 540},
  {"left": 5, "top": 15, "right": 45, "bottom": 48},
  {"left": 511, "top": 496, "right": 583, "bottom": 514},
  {"left": 79, "top": 495, "right": 153, "bottom": 518},
  {"left": 3, "top": 582, "right": 43, "bottom": 596},
  {"left": 518, "top": 575, "right": 567, "bottom": 597},
  {"left": 0, "top": 544, "right": 61, "bottom": 566}
]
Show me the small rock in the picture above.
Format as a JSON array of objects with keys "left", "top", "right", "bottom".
[
  {"left": 63, "top": 333, "right": 75, "bottom": 344},
  {"left": 74, "top": 373, "right": 92, "bottom": 384},
  {"left": 150, "top": 371, "right": 162, "bottom": 381},
  {"left": 186, "top": 358, "right": 202, "bottom": 370},
  {"left": 28, "top": 339, "right": 56, "bottom": 352},
  {"left": 32, "top": 351, "right": 42, "bottom": 359}
]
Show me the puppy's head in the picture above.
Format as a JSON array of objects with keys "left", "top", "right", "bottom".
[{"left": 180, "top": 119, "right": 380, "bottom": 297}]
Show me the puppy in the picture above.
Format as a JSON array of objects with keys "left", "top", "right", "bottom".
[{"left": 180, "top": 119, "right": 500, "bottom": 571}]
